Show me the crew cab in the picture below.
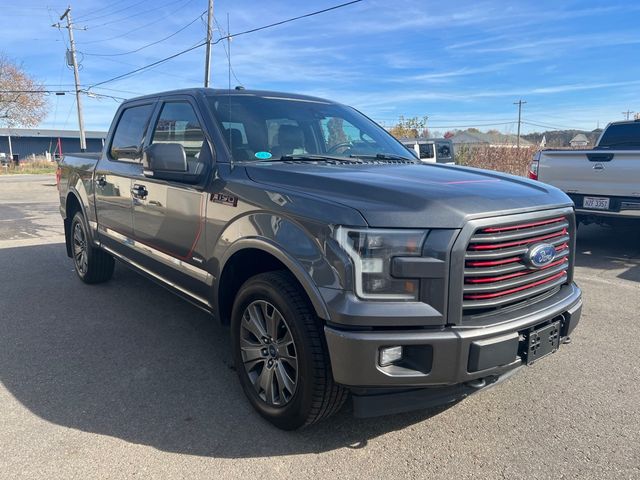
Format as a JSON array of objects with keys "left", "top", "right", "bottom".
[
  {"left": 57, "top": 88, "right": 582, "bottom": 429},
  {"left": 530, "top": 120, "right": 640, "bottom": 225}
]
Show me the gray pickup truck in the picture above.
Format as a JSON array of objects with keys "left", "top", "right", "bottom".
[{"left": 57, "top": 88, "right": 582, "bottom": 430}]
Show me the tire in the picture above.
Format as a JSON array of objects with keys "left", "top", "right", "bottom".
[
  {"left": 231, "top": 271, "right": 347, "bottom": 430},
  {"left": 70, "top": 211, "right": 115, "bottom": 284}
]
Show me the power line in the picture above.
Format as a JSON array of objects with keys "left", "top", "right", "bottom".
[
  {"left": 75, "top": 0, "right": 149, "bottom": 24},
  {"left": 212, "top": 0, "right": 363, "bottom": 45},
  {"left": 86, "top": 0, "right": 362, "bottom": 90},
  {"left": 94, "top": 55, "right": 198, "bottom": 82},
  {"left": 73, "top": 0, "right": 132, "bottom": 21},
  {"left": 88, "top": 42, "right": 206, "bottom": 89},
  {"left": 523, "top": 120, "right": 583, "bottom": 131},
  {"left": 80, "top": 0, "right": 197, "bottom": 45},
  {"left": 81, "top": 11, "right": 205, "bottom": 57},
  {"left": 83, "top": 0, "right": 189, "bottom": 29}
]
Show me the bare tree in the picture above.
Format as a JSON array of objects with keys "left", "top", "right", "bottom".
[{"left": 0, "top": 55, "right": 48, "bottom": 127}]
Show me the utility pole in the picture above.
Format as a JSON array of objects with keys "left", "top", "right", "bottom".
[
  {"left": 54, "top": 7, "right": 86, "bottom": 151},
  {"left": 513, "top": 99, "right": 527, "bottom": 149},
  {"left": 204, "top": 0, "right": 214, "bottom": 87},
  {"left": 622, "top": 110, "right": 634, "bottom": 120}
]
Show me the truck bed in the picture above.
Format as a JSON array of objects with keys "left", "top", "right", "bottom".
[{"left": 537, "top": 149, "right": 640, "bottom": 197}]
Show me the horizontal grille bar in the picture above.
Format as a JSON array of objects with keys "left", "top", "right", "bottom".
[
  {"left": 465, "top": 235, "right": 569, "bottom": 260},
  {"left": 464, "top": 260, "right": 568, "bottom": 293},
  {"left": 462, "top": 274, "right": 567, "bottom": 309},
  {"left": 463, "top": 214, "right": 572, "bottom": 314},
  {"left": 469, "top": 221, "right": 569, "bottom": 244}
]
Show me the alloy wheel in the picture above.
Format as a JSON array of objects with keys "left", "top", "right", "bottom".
[
  {"left": 72, "top": 221, "right": 88, "bottom": 275},
  {"left": 239, "top": 300, "right": 298, "bottom": 406}
]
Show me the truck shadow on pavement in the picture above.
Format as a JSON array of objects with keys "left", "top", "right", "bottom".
[
  {"left": 0, "top": 243, "right": 445, "bottom": 458},
  {"left": 574, "top": 223, "right": 640, "bottom": 283}
]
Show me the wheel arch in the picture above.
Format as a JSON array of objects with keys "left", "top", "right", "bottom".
[
  {"left": 63, "top": 191, "right": 87, "bottom": 257},
  {"left": 216, "top": 239, "right": 331, "bottom": 325}
]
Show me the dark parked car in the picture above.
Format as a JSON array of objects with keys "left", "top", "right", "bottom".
[{"left": 57, "top": 88, "right": 582, "bottom": 429}]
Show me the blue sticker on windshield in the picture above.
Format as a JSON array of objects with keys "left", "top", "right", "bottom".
[{"left": 255, "top": 151, "right": 272, "bottom": 160}]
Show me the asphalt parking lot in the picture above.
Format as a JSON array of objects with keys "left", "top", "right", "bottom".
[{"left": 1, "top": 174, "right": 639, "bottom": 479}]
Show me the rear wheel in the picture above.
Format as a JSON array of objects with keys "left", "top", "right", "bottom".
[
  {"left": 231, "top": 271, "right": 347, "bottom": 430},
  {"left": 71, "top": 212, "right": 115, "bottom": 284}
]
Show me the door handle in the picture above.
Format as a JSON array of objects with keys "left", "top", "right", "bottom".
[
  {"left": 131, "top": 184, "right": 148, "bottom": 198},
  {"left": 95, "top": 176, "right": 106, "bottom": 187}
]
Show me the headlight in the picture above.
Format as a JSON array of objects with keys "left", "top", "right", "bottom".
[{"left": 335, "top": 227, "right": 427, "bottom": 300}]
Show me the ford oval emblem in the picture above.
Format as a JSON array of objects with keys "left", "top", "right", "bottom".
[{"left": 526, "top": 243, "right": 556, "bottom": 269}]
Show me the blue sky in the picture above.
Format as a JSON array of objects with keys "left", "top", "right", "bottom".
[{"left": 3, "top": 0, "right": 640, "bottom": 134}]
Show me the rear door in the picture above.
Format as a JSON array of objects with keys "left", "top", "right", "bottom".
[
  {"left": 95, "top": 101, "right": 155, "bottom": 250},
  {"left": 130, "top": 97, "right": 213, "bottom": 299}
]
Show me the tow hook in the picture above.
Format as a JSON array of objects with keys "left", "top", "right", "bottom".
[{"left": 466, "top": 378, "right": 487, "bottom": 389}]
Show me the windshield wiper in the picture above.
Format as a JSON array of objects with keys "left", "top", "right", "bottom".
[
  {"left": 275, "top": 154, "right": 355, "bottom": 162},
  {"left": 349, "top": 153, "right": 416, "bottom": 161}
]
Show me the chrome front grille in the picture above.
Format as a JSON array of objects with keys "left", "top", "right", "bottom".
[{"left": 463, "top": 215, "right": 571, "bottom": 313}]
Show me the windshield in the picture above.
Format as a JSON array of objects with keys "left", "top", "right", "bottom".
[
  {"left": 207, "top": 94, "right": 414, "bottom": 161},
  {"left": 597, "top": 123, "right": 640, "bottom": 149}
]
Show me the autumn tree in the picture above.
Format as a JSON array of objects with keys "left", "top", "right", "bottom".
[
  {"left": 0, "top": 55, "right": 47, "bottom": 127},
  {"left": 388, "top": 115, "right": 429, "bottom": 140}
]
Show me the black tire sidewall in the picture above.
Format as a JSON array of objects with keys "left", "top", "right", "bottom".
[{"left": 231, "top": 274, "right": 318, "bottom": 429}]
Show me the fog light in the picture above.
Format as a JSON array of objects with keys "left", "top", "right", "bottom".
[{"left": 379, "top": 346, "right": 403, "bottom": 367}]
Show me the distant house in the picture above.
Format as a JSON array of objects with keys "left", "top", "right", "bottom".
[
  {"left": 451, "top": 131, "right": 533, "bottom": 148},
  {"left": 569, "top": 133, "right": 589, "bottom": 148}
]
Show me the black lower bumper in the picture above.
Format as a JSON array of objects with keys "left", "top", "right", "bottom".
[
  {"left": 351, "top": 367, "right": 523, "bottom": 418},
  {"left": 325, "top": 283, "right": 582, "bottom": 408}
]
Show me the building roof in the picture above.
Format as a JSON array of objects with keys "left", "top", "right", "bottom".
[
  {"left": 570, "top": 133, "right": 589, "bottom": 143},
  {"left": 0, "top": 128, "right": 107, "bottom": 139}
]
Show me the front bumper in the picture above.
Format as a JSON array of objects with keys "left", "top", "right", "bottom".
[{"left": 325, "top": 282, "right": 582, "bottom": 389}]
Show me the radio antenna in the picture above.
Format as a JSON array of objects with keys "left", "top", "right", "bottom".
[{"left": 227, "top": 12, "right": 233, "bottom": 166}]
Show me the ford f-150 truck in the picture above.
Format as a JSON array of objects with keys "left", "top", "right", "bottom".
[
  {"left": 529, "top": 120, "right": 640, "bottom": 225},
  {"left": 57, "top": 88, "right": 582, "bottom": 430}
]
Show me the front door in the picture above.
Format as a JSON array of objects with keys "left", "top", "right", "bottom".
[{"left": 130, "top": 99, "right": 212, "bottom": 300}]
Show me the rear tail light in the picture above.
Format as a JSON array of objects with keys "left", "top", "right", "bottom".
[
  {"left": 528, "top": 158, "right": 539, "bottom": 180},
  {"left": 55, "top": 166, "right": 62, "bottom": 187}
]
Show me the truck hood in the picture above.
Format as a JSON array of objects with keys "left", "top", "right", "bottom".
[{"left": 245, "top": 161, "right": 572, "bottom": 228}]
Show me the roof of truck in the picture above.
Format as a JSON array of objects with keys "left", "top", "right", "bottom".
[{"left": 125, "top": 87, "right": 337, "bottom": 105}]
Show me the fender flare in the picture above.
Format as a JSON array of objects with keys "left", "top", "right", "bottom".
[
  {"left": 218, "top": 237, "right": 331, "bottom": 321},
  {"left": 63, "top": 187, "right": 95, "bottom": 256}
]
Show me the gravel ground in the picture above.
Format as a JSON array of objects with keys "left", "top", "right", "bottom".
[{"left": 1, "top": 175, "right": 638, "bottom": 479}]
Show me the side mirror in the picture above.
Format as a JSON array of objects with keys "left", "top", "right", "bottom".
[{"left": 145, "top": 143, "right": 187, "bottom": 173}]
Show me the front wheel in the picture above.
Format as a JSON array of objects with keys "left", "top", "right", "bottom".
[
  {"left": 231, "top": 271, "right": 347, "bottom": 430},
  {"left": 70, "top": 212, "right": 115, "bottom": 284}
]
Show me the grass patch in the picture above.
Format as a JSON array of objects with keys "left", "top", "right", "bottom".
[{"left": 0, "top": 158, "right": 57, "bottom": 175}]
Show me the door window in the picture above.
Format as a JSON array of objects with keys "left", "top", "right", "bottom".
[
  {"left": 151, "top": 102, "right": 205, "bottom": 162},
  {"left": 110, "top": 104, "right": 154, "bottom": 161}
]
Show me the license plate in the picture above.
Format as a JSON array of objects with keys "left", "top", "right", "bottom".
[
  {"left": 583, "top": 196, "right": 610, "bottom": 210},
  {"left": 526, "top": 321, "right": 560, "bottom": 365}
]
